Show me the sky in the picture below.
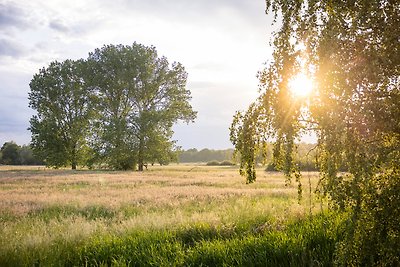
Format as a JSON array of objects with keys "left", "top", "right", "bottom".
[{"left": 0, "top": 0, "right": 276, "bottom": 150}]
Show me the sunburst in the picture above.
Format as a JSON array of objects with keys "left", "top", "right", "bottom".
[{"left": 288, "top": 73, "right": 313, "bottom": 97}]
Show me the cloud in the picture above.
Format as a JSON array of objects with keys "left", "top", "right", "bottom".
[
  {"left": 115, "top": 0, "right": 262, "bottom": 21},
  {"left": 0, "top": 120, "right": 27, "bottom": 133},
  {"left": 173, "top": 122, "right": 233, "bottom": 150},
  {"left": 49, "top": 19, "right": 70, "bottom": 33},
  {"left": 173, "top": 80, "right": 258, "bottom": 149},
  {"left": 0, "top": 91, "right": 33, "bottom": 145},
  {"left": 0, "top": 38, "right": 25, "bottom": 58},
  {"left": 192, "top": 62, "right": 225, "bottom": 71},
  {"left": 48, "top": 18, "right": 97, "bottom": 36},
  {"left": 95, "top": 0, "right": 270, "bottom": 38},
  {"left": 188, "top": 81, "right": 217, "bottom": 90},
  {"left": 0, "top": 99, "right": 32, "bottom": 145},
  {"left": 0, "top": 2, "right": 31, "bottom": 32}
]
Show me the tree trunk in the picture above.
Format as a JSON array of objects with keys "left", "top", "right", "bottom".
[
  {"left": 138, "top": 162, "right": 143, "bottom": 171},
  {"left": 71, "top": 143, "right": 77, "bottom": 170},
  {"left": 138, "top": 138, "right": 144, "bottom": 171}
]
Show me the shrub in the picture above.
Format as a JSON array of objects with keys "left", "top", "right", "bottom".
[
  {"left": 206, "top": 160, "right": 220, "bottom": 166},
  {"left": 219, "top": 160, "right": 235, "bottom": 166}
]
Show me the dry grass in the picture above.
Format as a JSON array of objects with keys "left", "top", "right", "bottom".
[
  {"left": 0, "top": 165, "right": 325, "bottom": 243},
  {"left": 0, "top": 165, "right": 321, "bottom": 218},
  {"left": 0, "top": 165, "right": 331, "bottom": 266}
]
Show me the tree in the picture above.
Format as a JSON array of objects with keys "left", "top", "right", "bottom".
[
  {"left": 29, "top": 59, "right": 96, "bottom": 169},
  {"left": 19, "top": 145, "right": 44, "bottom": 165},
  {"left": 0, "top": 142, "right": 43, "bottom": 165},
  {"left": 87, "top": 43, "right": 196, "bottom": 170},
  {"left": 0, "top": 141, "right": 21, "bottom": 165},
  {"left": 144, "top": 130, "right": 179, "bottom": 166},
  {"left": 231, "top": 0, "right": 399, "bottom": 265}
]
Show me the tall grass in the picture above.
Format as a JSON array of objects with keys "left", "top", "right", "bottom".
[
  {"left": 0, "top": 212, "right": 345, "bottom": 266},
  {"left": 0, "top": 166, "right": 341, "bottom": 266}
]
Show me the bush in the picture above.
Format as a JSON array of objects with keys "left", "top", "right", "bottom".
[
  {"left": 265, "top": 163, "right": 277, "bottom": 171},
  {"left": 206, "top": 160, "right": 220, "bottom": 166},
  {"left": 219, "top": 160, "right": 235, "bottom": 166},
  {"left": 206, "top": 160, "right": 236, "bottom": 166},
  {"left": 265, "top": 161, "right": 318, "bottom": 172}
]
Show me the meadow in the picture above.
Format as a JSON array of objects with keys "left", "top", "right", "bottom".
[{"left": 0, "top": 165, "right": 345, "bottom": 266}]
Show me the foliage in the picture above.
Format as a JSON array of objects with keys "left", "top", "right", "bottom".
[
  {"left": 29, "top": 59, "right": 95, "bottom": 169},
  {"left": 28, "top": 43, "right": 196, "bottom": 171},
  {"left": 264, "top": 143, "right": 329, "bottom": 172},
  {"left": 231, "top": 0, "right": 400, "bottom": 265},
  {"left": 230, "top": 103, "right": 269, "bottom": 183},
  {"left": 18, "top": 145, "right": 43, "bottom": 165},
  {"left": 219, "top": 160, "right": 235, "bottom": 166},
  {"left": 206, "top": 160, "right": 236, "bottom": 166},
  {"left": 86, "top": 43, "right": 196, "bottom": 170},
  {"left": 0, "top": 142, "right": 20, "bottom": 165},
  {"left": 206, "top": 160, "right": 220, "bottom": 166},
  {"left": 0, "top": 141, "right": 43, "bottom": 165},
  {"left": 179, "top": 148, "right": 234, "bottom": 163}
]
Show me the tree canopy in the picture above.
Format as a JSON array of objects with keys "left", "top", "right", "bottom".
[
  {"left": 231, "top": 0, "right": 399, "bottom": 265},
  {"left": 28, "top": 43, "right": 196, "bottom": 170},
  {"left": 87, "top": 43, "right": 196, "bottom": 170},
  {"left": 29, "top": 59, "right": 95, "bottom": 169}
]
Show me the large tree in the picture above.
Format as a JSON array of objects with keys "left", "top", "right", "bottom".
[
  {"left": 87, "top": 43, "right": 196, "bottom": 170},
  {"left": 29, "top": 59, "right": 95, "bottom": 169},
  {"left": 231, "top": 0, "right": 399, "bottom": 265}
]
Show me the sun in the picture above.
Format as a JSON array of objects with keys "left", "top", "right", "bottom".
[{"left": 288, "top": 73, "right": 313, "bottom": 97}]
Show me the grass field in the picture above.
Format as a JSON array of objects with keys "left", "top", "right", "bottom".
[{"left": 0, "top": 165, "right": 345, "bottom": 266}]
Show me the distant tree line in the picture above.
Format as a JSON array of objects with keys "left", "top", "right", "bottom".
[
  {"left": 260, "top": 143, "right": 323, "bottom": 172},
  {"left": 0, "top": 141, "right": 43, "bottom": 165},
  {"left": 0, "top": 140, "right": 319, "bottom": 170},
  {"left": 178, "top": 144, "right": 321, "bottom": 171},
  {"left": 261, "top": 142, "right": 347, "bottom": 172},
  {"left": 29, "top": 43, "right": 196, "bottom": 170},
  {"left": 178, "top": 148, "right": 234, "bottom": 163}
]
